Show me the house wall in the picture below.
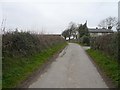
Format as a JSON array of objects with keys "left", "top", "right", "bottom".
[
  {"left": 90, "top": 33, "right": 102, "bottom": 37},
  {"left": 90, "top": 33, "right": 111, "bottom": 37}
]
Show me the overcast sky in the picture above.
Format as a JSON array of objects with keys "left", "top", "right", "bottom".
[{"left": 0, "top": 0, "right": 119, "bottom": 34}]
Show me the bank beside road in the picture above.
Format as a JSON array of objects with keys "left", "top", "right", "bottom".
[{"left": 86, "top": 49, "right": 119, "bottom": 88}]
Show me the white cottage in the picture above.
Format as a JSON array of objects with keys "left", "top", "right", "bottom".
[{"left": 88, "top": 28, "right": 114, "bottom": 37}]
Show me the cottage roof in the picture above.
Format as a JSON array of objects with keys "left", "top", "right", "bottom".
[
  {"left": 43, "top": 34, "right": 61, "bottom": 36},
  {"left": 88, "top": 28, "right": 114, "bottom": 33}
]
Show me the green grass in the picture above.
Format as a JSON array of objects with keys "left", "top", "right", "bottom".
[
  {"left": 2, "top": 43, "right": 67, "bottom": 88},
  {"left": 86, "top": 49, "right": 119, "bottom": 87}
]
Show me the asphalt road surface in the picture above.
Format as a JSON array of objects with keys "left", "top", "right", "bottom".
[{"left": 29, "top": 43, "right": 108, "bottom": 88}]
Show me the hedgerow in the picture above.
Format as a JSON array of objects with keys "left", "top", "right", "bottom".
[
  {"left": 2, "top": 31, "right": 65, "bottom": 57},
  {"left": 90, "top": 33, "right": 118, "bottom": 60}
]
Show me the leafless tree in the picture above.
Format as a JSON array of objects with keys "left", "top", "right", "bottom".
[
  {"left": 98, "top": 16, "right": 117, "bottom": 29},
  {"left": 1, "top": 18, "right": 6, "bottom": 34},
  {"left": 68, "top": 22, "right": 77, "bottom": 40}
]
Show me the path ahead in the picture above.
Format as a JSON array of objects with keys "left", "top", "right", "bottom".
[{"left": 29, "top": 43, "right": 108, "bottom": 88}]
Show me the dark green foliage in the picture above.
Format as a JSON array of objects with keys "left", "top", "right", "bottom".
[
  {"left": 80, "top": 35, "right": 90, "bottom": 46},
  {"left": 90, "top": 33, "right": 118, "bottom": 60},
  {"left": 78, "top": 22, "right": 90, "bottom": 38},
  {"left": 78, "top": 24, "right": 83, "bottom": 38},
  {"left": 77, "top": 22, "right": 90, "bottom": 45}
]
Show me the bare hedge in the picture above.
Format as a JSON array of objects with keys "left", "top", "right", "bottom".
[{"left": 90, "top": 33, "right": 118, "bottom": 60}]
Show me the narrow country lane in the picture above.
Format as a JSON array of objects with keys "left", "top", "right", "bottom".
[{"left": 29, "top": 43, "right": 108, "bottom": 88}]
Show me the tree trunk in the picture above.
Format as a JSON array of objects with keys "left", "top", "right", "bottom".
[{"left": 69, "top": 36, "right": 70, "bottom": 42}]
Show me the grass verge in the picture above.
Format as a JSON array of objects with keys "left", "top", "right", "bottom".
[
  {"left": 86, "top": 49, "right": 119, "bottom": 87},
  {"left": 3, "top": 43, "right": 67, "bottom": 88}
]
